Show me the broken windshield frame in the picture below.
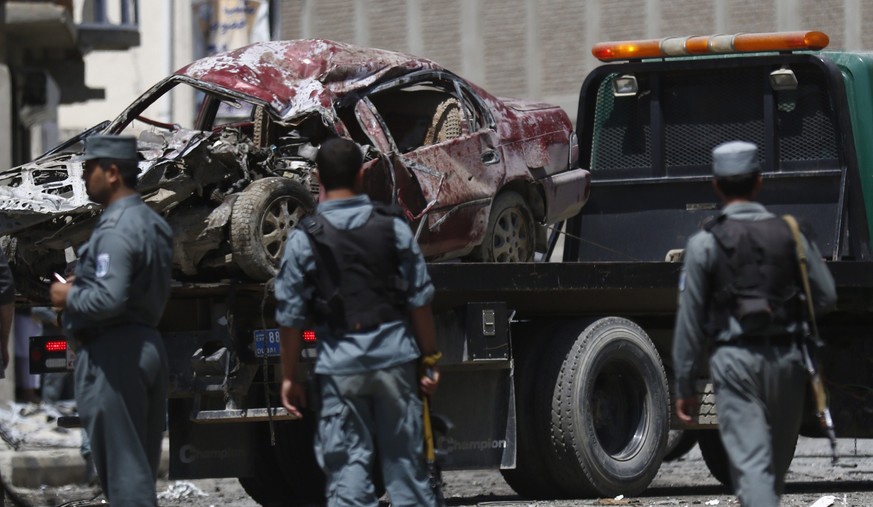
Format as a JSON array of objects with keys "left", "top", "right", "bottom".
[
  {"left": 106, "top": 75, "right": 271, "bottom": 136},
  {"left": 35, "top": 120, "right": 111, "bottom": 161}
]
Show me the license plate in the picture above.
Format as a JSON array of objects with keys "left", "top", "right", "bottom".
[{"left": 254, "top": 329, "right": 281, "bottom": 357}]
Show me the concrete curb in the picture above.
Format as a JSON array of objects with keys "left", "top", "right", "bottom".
[{"left": 0, "top": 438, "right": 170, "bottom": 488}]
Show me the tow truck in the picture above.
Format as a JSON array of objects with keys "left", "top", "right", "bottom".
[{"left": 29, "top": 30, "right": 873, "bottom": 504}]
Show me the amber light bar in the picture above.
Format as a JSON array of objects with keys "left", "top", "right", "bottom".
[{"left": 592, "top": 30, "right": 829, "bottom": 62}]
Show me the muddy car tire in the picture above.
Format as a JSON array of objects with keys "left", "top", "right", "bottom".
[
  {"left": 473, "top": 191, "right": 535, "bottom": 262},
  {"left": 539, "top": 317, "right": 669, "bottom": 497},
  {"left": 230, "top": 177, "right": 315, "bottom": 281},
  {"left": 697, "top": 430, "right": 733, "bottom": 490}
]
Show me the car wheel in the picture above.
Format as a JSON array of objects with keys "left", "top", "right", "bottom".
[
  {"left": 697, "top": 430, "right": 733, "bottom": 490},
  {"left": 663, "top": 429, "right": 698, "bottom": 461},
  {"left": 475, "top": 191, "right": 535, "bottom": 262},
  {"left": 537, "top": 317, "right": 669, "bottom": 497},
  {"left": 230, "top": 177, "right": 315, "bottom": 281}
]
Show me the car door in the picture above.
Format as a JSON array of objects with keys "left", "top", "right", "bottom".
[{"left": 359, "top": 75, "right": 506, "bottom": 259}]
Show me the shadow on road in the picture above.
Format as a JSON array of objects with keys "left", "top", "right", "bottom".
[{"left": 445, "top": 481, "right": 873, "bottom": 505}]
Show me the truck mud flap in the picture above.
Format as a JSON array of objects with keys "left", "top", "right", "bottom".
[
  {"left": 431, "top": 365, "right": 516, "bottom": 470},
  {"left": 168, "top": 398, "right": 260, "bottom": 479}
]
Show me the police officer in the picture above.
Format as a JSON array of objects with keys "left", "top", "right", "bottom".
[
  {"left": 50, "top": 135, "right": 173, "bottom": 507},
  {"left": 0, "top": 250, "right": 13, "bottom": 378},
  {"left": 0, "top": 251, "right": 13, "bottom": 507},
  {"left": 672, "top": 141, "right": 837, "bottom": 506},
  {"left": 276, "top": 137, "right": 440, "bottom": 506}
]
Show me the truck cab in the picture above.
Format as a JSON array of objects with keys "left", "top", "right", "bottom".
[
  {"left": 568, "top": 30, "right": 873, "bottom": 489},
  {"left": 572, "top": 30, "right": 867, "bottom": 265}
]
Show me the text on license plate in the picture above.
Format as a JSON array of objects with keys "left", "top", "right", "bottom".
[{"left": 254, "top": 329, "right": 281, "bottom": 357}]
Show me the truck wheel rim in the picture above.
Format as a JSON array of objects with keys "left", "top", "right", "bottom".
[{"left": 590, "top": 358, "right": 646, "bottom": 459}]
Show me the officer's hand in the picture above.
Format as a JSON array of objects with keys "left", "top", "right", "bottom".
[
  {"left": 281, "top": 378, "right": 307, "bottom": 418},
  {"left": 420, "top": 364, "right": 440, "bottom": 397},
  {"left": 49, "top": 280, "right": 73, "bottom": 308},
  {"left": 675, "top": 397, "right": 698, "bottom": 425}
]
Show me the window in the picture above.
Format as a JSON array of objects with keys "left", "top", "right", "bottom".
[
  {"left": 367, "top": 80, "right": 471, "bottom": 152},
  {"left": 662, "top": 68, "right": 764, "bottom": 173},
  {"left": 590, "top": 74, "right": 652, "bottom": 171}
]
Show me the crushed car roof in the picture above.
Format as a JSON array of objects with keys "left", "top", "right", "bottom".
[{"left": 176, "top": 39, "right": 444, "bottom": 119}]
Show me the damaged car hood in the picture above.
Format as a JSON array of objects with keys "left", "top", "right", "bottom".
[{"left": 0, "top": 129, "right": 211, "bottom": 234}]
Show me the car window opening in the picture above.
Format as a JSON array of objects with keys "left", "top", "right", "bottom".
[{"left": 368, "top": 83, "right": 466, "bottom": 152}]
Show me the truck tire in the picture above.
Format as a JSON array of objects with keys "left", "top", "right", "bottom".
[
  {"left": 239, "top": 475, "right": 291, "bottom": 507},
  {"left": 697, "top": 430, "right": 733, "bottom": 490},
  {"left": 238, "top": 422, "right": 322, "bottom": 507},
  {"left": 539, "top": 317, "right": 669, "bottom": 497},
  {"left": 273, "top": 418, "right": 326, "bottom": 505},
  {"left": 238, "top": 443, "right": 292, "bottom": 507},
  {"left": 500, "top": 321, "right": 567, "bottom": 497},
  {"left": 231, "top": 177, "right": 315, "bottom": 281},
  {"left": 663, "top": 429, "right": 698, "bottom": 461},
  {"left": 472, "top": 191, "right": 535, "bottom": 262}
]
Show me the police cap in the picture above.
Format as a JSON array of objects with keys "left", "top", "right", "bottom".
[
  {"left": 712, "top": 141, "right": 760, "bottom": 178},
  {"left": 81, "top": 135, "right": 138, "bottom": 162}
]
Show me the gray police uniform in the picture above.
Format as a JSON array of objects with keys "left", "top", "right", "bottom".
[
  {"left": 673, "top": 200, "right": 836, "bottom": 506},
  {"left": 275, "top": 194, "right": 436, "bottom": 507},
  {"left": 0, "top": 252, "right": 14, "bottom": 373},
  {"left": 0, "top": 250, "right": 15, "bottom": 309},
  {"left": 63, "top": 195, "right": 173, "bottom": 507}
]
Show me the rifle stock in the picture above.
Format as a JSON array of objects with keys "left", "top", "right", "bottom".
[{"left": 799, "top": 338, "right": 838, "bottom": 464}]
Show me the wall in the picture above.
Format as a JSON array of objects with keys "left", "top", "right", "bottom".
[
  {"left": 57, "top": 0, "right": 195, "bottom": 139},
  {"left": 278, "top": 0, "right": 867, "bottom": 122},
  {"left": 53, "top": 0, "right": 873, "bottom": 137}
]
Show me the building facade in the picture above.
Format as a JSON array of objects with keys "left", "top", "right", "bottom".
[
  {"left": 57, "top": 0, "right": 873, "bottom": 135},
  {"left": 275, "top": 0, "right": 873, "bottom": 120}
]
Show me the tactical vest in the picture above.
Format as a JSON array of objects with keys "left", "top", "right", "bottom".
[
  {"left": 300, "top": 203, "right": 408, "bottom": 334},
  {"left": 705, "top": 214, "right": 803, "bottom": 337}
]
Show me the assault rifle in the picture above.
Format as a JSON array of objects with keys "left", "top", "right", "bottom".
[{"left": 783, "top": 215, "right": 838, "bottom": 465}]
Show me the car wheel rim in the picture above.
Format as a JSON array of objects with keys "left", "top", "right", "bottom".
[
  {"left": 492, "top": 207, "right": 530, "bottom": 262},
  {"left": 261, "top": 196, "right": 306, "bottom": 261}
]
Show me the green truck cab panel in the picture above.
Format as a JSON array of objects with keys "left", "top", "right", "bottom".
[
  {"left": 827, "top": 51, "right": 873, "bottom": 244},
  {"left": 573, "top": 51, "right": 872, "bottom": 264}
]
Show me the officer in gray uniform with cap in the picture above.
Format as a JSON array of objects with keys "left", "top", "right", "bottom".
[
  {"left": 672, "top": 140, "right": 836, "bottom": 507},
  {"left": 50, "top": 135, "right": 173, "bottom": 507}
]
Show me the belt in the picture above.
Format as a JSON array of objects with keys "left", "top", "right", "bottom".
[
  {"left": 74, "top": 322, "right": 150, "bottom": 343},
  {"left": 719, "top": 334, "right": 798, "bottom": 348}
]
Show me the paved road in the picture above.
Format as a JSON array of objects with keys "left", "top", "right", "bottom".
[{"left": 11, "top": 437, "right": 873, "bottom": 506}]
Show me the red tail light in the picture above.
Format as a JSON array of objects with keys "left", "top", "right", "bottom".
[{"left": 45, "top": 340, "right": 67, "bottom": 352}]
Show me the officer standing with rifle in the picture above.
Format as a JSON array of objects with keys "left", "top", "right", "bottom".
[
  {"left": 276, "top": 137, "right": 441, "bottom": 506},
  {"left": 672, "top": 141, "right": 837, "bottom": 507}
]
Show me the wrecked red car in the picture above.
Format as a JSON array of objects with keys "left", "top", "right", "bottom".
[{"left": 0, "top": 40, "right": 589, "bottom": 291}]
